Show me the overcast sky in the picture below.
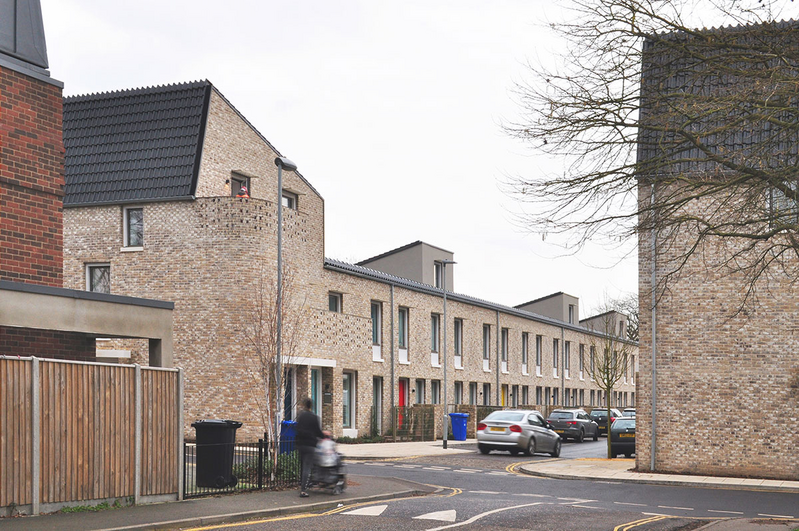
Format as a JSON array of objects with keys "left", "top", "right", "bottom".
[{"left": 41, "top": 0, "right": 638, "bottom": 316}]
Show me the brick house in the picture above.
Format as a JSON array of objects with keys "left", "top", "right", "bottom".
[
  {"left": 61, "top": 80, "right": 638, "bottom": 439},
  {"left": 0, "top": 0, "right": 173, "bottom": 365},
  {"left": 635, "top": 22, "right": 799, "bottom": 479}
]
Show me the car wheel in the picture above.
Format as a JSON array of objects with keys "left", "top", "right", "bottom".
[
  {"left": 576, "top": 429, "right": 584, "bottom": 443},
  {"left": 510, "top": 448, "right": 520, "bottom": 456},
  {"left": 478, "top": 444, "right": 490, "bottom": 455},
  {"left": 526, "top": 438, "right": 536, "bottom": 457},
  {"left": 610, "top": 451, "right": 616, "bottom": 458},
  {"left": 625, "top": 453, "right": 632, "bottom": 458},
  {"left": 549, "top": 439, "right": 561, "bottom": 458},
  {"left": 593, "top": 430, "right": 598, "bottom": 442}
]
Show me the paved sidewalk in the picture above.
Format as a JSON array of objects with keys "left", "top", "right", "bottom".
[
  {"left": 519, "top": 457, "right": 799, "bottom": 494},
  {"left": 0, "top": 475, "right": 435, "bottom": 531}
]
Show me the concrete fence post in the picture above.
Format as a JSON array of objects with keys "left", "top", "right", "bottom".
[
  {"left": 134, "top": 364, "right": 142, "bottom": 505},
  {"left": 31, "top": 357, "right": 40, "bottom": 516},
  {"left": 177, "top": 368, "right": 184, "bottom": 501}
]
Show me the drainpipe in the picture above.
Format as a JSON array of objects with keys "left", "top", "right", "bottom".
[
  {"left": 561, "top": 326, "right": 565, "bottom": 406},
  {"left": 495, "top": 311, "right": 500, "bottom": 405},
  {"left": 390, "top": 284, "right": 395, "bottom": 422},
  {"left": 650, "top": 183, "right": 657, "bottom": 472}
]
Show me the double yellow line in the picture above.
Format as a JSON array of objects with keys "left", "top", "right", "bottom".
[{"left": 614, "top": 514, "right": 673, "bottom": 530}]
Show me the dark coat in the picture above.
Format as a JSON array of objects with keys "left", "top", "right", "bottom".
[{"left": 295, "top": 409, "right": 323, "bottom": 448}]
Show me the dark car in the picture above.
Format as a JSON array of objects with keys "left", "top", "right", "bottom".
[
  {"left": 477, "top": 409, "right": 561, "bottom": 457},
  {"left": 546, "top": 409, "right": 599, "bottom": 443},
  {"left": 609, "top": 417, "right": 636, "bottom": 457},
  {"left": 589, "top": 408, "right": 622, "bottom": 436}
]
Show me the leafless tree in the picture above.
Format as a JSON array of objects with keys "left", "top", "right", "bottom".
[
  {"left": 594, "top": 293, "right": 639, "bottom": 341},
  {"left": 585, "top": 311, "right": 635, "bottom": 458},
  {"left": 507, "top": 0, "right": 799, "bottom": 312},
  {"left": 240, "top": 265, "right": 309, "bottom": 477}
]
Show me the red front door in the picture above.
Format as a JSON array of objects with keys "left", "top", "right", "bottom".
[{"left": 398, "top": 379, "right": 408, "bottom": 407}]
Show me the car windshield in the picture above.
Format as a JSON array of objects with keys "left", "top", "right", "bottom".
[
  {"left": 485, "top": 412, "right": 525, "bottom": 422},
  {"left": 548, "top": 412, "right": 574, "bottom": 420},
  {"left": 613, "top": 419, "right": 635, "bottom": 429}
]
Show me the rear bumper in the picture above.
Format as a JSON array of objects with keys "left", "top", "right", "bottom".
[
  {"left": 477, "top": 432, "right": 525, "bottom": 450},
  {"left": 610, "top": 440, "right": 635, "bottom": 454}
]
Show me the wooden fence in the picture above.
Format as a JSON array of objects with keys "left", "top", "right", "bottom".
[{"left": 0, "top": 356, "right": 183, "bottom": 515}]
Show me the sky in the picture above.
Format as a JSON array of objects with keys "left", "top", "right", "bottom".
[{"left": 41, "top": 0, "right": 638, "bottom": 316}]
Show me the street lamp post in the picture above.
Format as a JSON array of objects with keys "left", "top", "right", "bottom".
[
  {"left": 274, "top": 156, "right": 297, "bottom": 446},
  {"left": 439, "top": 259, "right": 456, "bottom": 449}
]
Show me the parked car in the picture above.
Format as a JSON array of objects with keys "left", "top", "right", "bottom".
[
  {"left": 589, "top": 408, "right": 622, "bottom": 436},
  {"left": 609, "top": 417, "right": 636, "bottom": 457},
  {"left": 546, "top": 409, "right": 599, "bottom": 443},
  {"left": 477, "top": 410, "right": 561, "bottom": 457},
  {"left": 622, "top": 408, "right": 636, "bottom": 418}
]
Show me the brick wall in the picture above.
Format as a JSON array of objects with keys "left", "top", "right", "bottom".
[
  {"left": 0, "top": 65, "right": 64, "bottom": 287},
  {"left": 0, "top": 327, "right": 95, "bottom": 359}
]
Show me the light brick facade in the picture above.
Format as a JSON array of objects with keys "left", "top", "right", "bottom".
[{"left": 64, "top": 84, "right": 638, "bottom": 441}]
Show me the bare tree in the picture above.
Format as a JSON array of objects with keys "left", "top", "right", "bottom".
[
  {"left": 595, "top": 293, "right": 639, "bottom": 341},
  {"left": 507, "top": 0, "right": 799, "bottom": 311},
  {"left": 240, "top": 265, "right": 309, "bottom": 477},
  {"left": 585, "top": 311, "right": 634, "bottom": 458}
]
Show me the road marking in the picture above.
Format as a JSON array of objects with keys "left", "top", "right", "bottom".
[
  {"left": 658, "top": 506, "right": 693, "bottom": 511},
  {"left": 614, "top": 502, "right": 647, "bottom": 507},
  {"left": 573, "top": 505, "right": 603, "bottom": 509},
  {"left": 424, "top": 467, "right": 450, "bottom": 471},
  {"left": 363, "top": 462, "right": 388, "bottom": 466},
  {"left": 512, "top": 493, "right": 551, "bottom": 498},
  {"left": 708, "top": 510, "right": 743, "bottom": 515},
  {"left": 758, "top": 513, "right": 794, "bottom": 518},
  {"left": 453, "top": 469, "right": 477, "bottom": 473},
  {"left": 614, "top": 515, "right": 672, "bottom": 531},
  {"left": 468, "top": 490, "right": 501, "bottom": 494},
  {"left": 414, "top": 509, "right": 457, "bottom": 522},
  {"left": 427, "top": 466, "right": 450, "bottom": 469},
  {"left": 395, "top": 464, "right": 422, "bottom": 468},
  {"left": 343, "top": 505, "right": 387, "bottom": 516},
  {"left": 487, "top": 471, "right": 511, "bottom": 475},
  {"left": 459, "top": 468, "right": 482, "bottom": 472},
  {"left": 423, "top": 501, "right": 551, "bottom": 531}
]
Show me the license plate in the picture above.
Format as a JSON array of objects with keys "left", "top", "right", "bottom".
[
  {"left": 490, "top": 427, "right": 505, "bottom": 432},
  {"left": 555, "top": 430, "right": 565, "bottom": 434},
  {"left": 619, "top": 433, "right": 634, "bottom": 438}
]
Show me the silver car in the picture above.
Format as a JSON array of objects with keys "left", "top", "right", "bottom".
[{"left": 477, "top": 410, "right": 561, "bottom": 457}]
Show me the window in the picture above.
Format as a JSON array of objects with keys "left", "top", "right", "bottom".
[
  {"left": 553, "top": 339, "right": 559, "bottom": 377},
  {"left": 430, "top": 314, "right": 440, "bottom": 352},
  {"left": 415, "top": 379, "right": 425, "bottom": 404},
  {"left": 230, "top": 174, "right": 250, "bottom": 197},
  {"left": 454, "top": 319, "right": 463, "bottom": 364},
  {"left": 769, "top": 182, "right": 799, "bottom": 226},
  {"left": 86, "top": 264, "right": 110, "bottom": 294},
  {"left": 282, "top": 191, "right": 298, "bottom": 209},
  {"left": 579, "top": 344, "right": 585, "bottom": 380},
  {"left": 553, "top": 388, "right": 559, "bottom": 405},
  {"left": 343, "top": 372, "right": 355, "bottom": 428},
  {"left": 590, "top": 390, "right": 595, "bottom": 406},
  {"left": 619, "top": 321, "right": 625, "bottom": 338},
  {"left": 624, "top": 355, "right": 629, "bottom": 383},
  {"left": 501, "top": 328, "right": 509, "bottom": 373},
  {"left": 579, "top": 389, "right": 585, "bottom": 406},
  {"left": 454, "top": 381, "right": 463, "bottom": 404},
  {"left": 328, "top": 292, "right": 342, "bottom": 313},
  {"left": 469, "top": 382, "right": 477, "bottom": 405},
  {"left": 371, "top": 302, "right": 382, "bottom": 345},
  {"left": 123, "top": 207, "right": 143, "bottom": 248},
  {"left": 398, "top": 307, "right": 409, "bottom": 350},
  {"left": 433, "top": 262, "right": 443, "bottom": 288},
  {"left": 631, "top": 355, "right": 635, "bottom": 384},
  {"left": 535, "top": 386, "right": 542, "bottom": 405},
  {"left": 590, "top": 346, "right": 596, "bottom": 378},
  {"left": 535, "top": 335, "right": 542, "bottom": 376},
  {"left": 431, "top": 380, "right": 441, "bottom": 404},
  {"left": 564, "top": 341, "right": 571, "bottom": 378},
  {"left": 482, "top": 383, "right": 490, "bottom": 405},
  {"left": 522, "top": 385, "right": 529, "bottom": 405},
  {"left": 521, "top": 333, "right": 529, "bottom": 374},
  {"left": 482, "top": 325, "right": 491, "bottom": 360},
  {"left": 568, "top": 304, "right": 575, "bottom": 324}
]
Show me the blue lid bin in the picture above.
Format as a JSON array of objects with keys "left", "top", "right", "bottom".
[
  {"left": 280, "top": 420, "right": 297, "bottom": 454},
  {"left": 448, "top": 412, "right": 469, "bottom": 441}
]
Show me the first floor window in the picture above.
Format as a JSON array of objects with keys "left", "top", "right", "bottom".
[
  {"left": 328, "top": 292, "right": 342, "bottom": 313},
  {"left": 521, "top": 333, "right": 529, "bottom": 366},
  {"left": 124, "top": 207, "right": 143, "bottom": 247},
  {"left": 431, "top": 313, "right": 440, "bottom": 352},
  {"left": 371, "top": 301, "right": 382, "bottom": 345},
  {"left": 231, "top": 173, "right": 250, "bottom": 197},
  {"left": 398, "top": 307, "right": 409, "bottom": 349},
  {"left": 482, "top": 325, "right": 491, "bottom": 360},
  {"left": 501, "top": 328, "right": 509, "bottom": 362},
  {"left": 454, "top": 318, "right": 463, "bottom": 356},
  {"left": 282, "top": 191, "right": 298, "bottom": 209},
  {"left": 86, "top": 264, "right": 110, "bottom": 294}
]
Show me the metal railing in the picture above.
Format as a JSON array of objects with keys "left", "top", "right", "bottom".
[
  {"left": 390, "top": 406, "right": 435, "bottom": 442},
  {"left": 184, "top": 439, "right": 299, "bottom": 498}
]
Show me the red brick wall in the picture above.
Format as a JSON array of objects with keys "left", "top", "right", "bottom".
[
  {"left": 0, "top": 327, "right": 96, "bottom": 360},
  {"left": 0, "top": 65, "right": 64, "bottom": 287}
]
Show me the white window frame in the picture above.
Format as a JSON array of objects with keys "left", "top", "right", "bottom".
[
  {"left": 328, "top": 292, "right": 342, "bottom": 313},
  {"left": 552, "top": 339, "right": 559, "bottom": 378},
  {"left": 521, "top": 332, "right": 529, "bottom": 375},
  {"left": 535, "top": 335, "right": 542, "bottom": 377},
  {"left": 86, "top": 263, "right": 111, "bottom": 294},
  {"left": 123, "top": 206, "right": 143, "bottom": 250},
  {"left": 482, "top": 324, "right": 491, "bottom": 372},
  {"left": 398, "top": 307, "right": 409, "bottom": 364},
  {"left": 454, "top": 318, "right": 463, "bottom": 369},
  {"left": 579, "top": 344, "right": 585, "bottom": 380},
  {"left": 564, "top": 341, "right": 570, "bottom": 380},
  {"left": 282, "top": 191, "right": 298, "bottom": 210},
  {"left": 371, "top": 301, "right": 383, "bottom": 362},
  {"left": 500, "top": 328, "right": 509, "bottom": 374}
]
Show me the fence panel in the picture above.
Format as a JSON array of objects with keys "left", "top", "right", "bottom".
[
  {"left": 141, "top": 369, "right": 180, "bottom": 496},
  {"left": 391, "top": 406, "right": 435, "bottom": 442},
  {"left": 0, "top": 358, "right": 33, "bottom": 508}
]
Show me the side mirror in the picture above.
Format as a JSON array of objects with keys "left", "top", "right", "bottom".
[{"left": 546, "top": 423, "right": 554, "bottom": 430}]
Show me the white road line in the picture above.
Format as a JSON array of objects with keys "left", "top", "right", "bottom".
[
  {"left": 512, "top": 494, "right": 551, "bottom": 498},
  {"left": 573, "top": 505, "right": 603, "bottom": 510},
  {"left": 468, "top": 490, "right": 501, "bottom": 494},
  {"left": 423, "top": 502, "right": 551, "bottom": 531},
  {"left": 658, "top": 506, "right": 693, "bottom": 511},
  {"left": 363, "top": 462, "right": 388, "bottom": 466},
  {"left": 414, "top": 509, "right": 457, "bottom": 522},
  {"left": 615, "top": 502, "right": 648, "bottom": 507},
  {"left": 708, "top": 510, "right": 744, "bottom": 515},
  {"left": 343, "top": 505, "right": 387, "bottom": 516},
  {"left": 423, "top": 467, "right": 450, "bottom": 471},
  {"left": 454, "top": 469, "right": 476, "bottom": 473},
  {"left": 394, "top": 464, "right": 422, "bottom": 468},
  {"left": 758, "top": 513, "right": 794, "bottom": 519},
  {"left": 459, "top": 469, "right": 482, "bottom": 472},
  {"left": 427, "top": 466, "right": 450, "bottom": 469}
]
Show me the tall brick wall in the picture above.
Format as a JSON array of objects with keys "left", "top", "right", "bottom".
[
  {"left": 0, "top": 326, "right": 96, "bottom": 359},
  {"left": 637, "top": 193, "right": 799, "bottom": 480},
  {"left": 0, "top": 65, "right": 64, "bottom": 287}
]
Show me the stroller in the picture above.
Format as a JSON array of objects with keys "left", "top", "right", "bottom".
[{"left": 309, "top": 435, "right": 346, "bottom": 494}]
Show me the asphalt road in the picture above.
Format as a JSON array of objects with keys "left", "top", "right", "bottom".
[{"left": 185, "top": 439, "right": 799, "bottom": 531}]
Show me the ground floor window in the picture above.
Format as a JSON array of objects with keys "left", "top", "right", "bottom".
[
  {"left": 536, "top": 386, "right": 542, "bottom": 405},
  {"left": 522, "top": 385, "right": 529, "bottom": 405},
  {"left": 431, "top": 380, "right": 441, "bottom": 404},
  {"left": 454, "top": 381, "right": 463, "bottom": 404},
  {"left": 482, "top": 383, "right": 490, "bottom": 405},
  {"left": 343, "top": 372, "right": 355, "bottom": 428},
  {"left": 469, "top": 382, "right": 477, "bottom": 405},
  {"left": 415, "top": 379, "right": 426, "bottom": 404}
]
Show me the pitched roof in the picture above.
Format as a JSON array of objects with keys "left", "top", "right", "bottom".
[{"left": 63, "top": 80, "right": 212, "bottom": 206}]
